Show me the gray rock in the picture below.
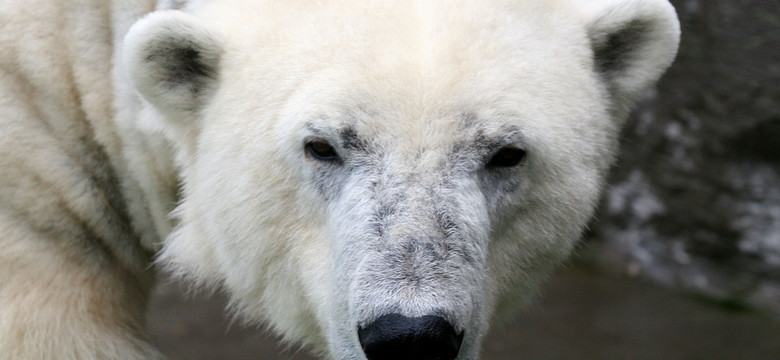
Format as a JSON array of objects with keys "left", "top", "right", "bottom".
[{"left": 587, "top": 0, "right": 780, "bottom": 312}]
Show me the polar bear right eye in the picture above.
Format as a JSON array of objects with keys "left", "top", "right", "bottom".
[{"left": 305, "top": 141, "right": 341, "bottom": 163}]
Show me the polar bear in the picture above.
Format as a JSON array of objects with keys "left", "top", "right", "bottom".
[{"left": 0, "top": 0, "right": 679, "bottom": 359}]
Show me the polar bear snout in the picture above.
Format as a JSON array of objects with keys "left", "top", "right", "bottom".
[{"left": 358, "top": 314, "right": 464, "bottom": 360}]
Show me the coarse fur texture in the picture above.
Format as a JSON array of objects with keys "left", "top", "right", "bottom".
[{"left": 0, "top": 0, "right": 680, "bottom": 359}]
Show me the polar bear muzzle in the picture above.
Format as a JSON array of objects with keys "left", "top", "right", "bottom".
[{"left": 358, "top": 314, "right": 464, "bottom": 360}]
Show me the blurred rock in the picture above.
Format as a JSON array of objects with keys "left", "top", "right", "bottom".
[{"left": 587, "top": 0, "right": 780, "bottom": 312}]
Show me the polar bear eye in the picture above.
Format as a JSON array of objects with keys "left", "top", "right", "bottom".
[
  {"left": 486, "top": 147, "right": 526, "bottom": 168},
  {"left": 305, "top": 141, "right": 341, "bottom": 162}
]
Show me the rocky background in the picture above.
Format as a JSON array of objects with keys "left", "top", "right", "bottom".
[{"left": 586, "top": 0, "right": 780, "bottom": 312}]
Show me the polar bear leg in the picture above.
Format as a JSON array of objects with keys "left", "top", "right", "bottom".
[
  {"left": 0, "top": 214, "right": 164, "bottom": 360},
  {"left": 0, "top": 73, "right": 163, "bottom": 360}
]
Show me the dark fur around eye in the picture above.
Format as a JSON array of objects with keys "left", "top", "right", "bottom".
[
  {"left": 306, "top": 141, "right": 341, "bottom": 162},
  {"left": 486, "top": 147, "right": 526, "bottom": 168}
]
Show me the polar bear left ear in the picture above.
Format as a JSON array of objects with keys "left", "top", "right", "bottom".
[
  {"left": 584, "top": 0, "right": 680, "bottom": 114},
  {"left": 123, "top": 10, "right": 223, "bottom": 122}
]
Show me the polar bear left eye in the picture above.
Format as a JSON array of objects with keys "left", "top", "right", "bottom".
[
  {"left": 305, "top": 141, "right": 341, "bottom": 162},
  {"left": 486, "top": 147, "right": 526, "bottom": 168}
]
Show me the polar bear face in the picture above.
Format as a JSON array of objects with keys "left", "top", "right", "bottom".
[{"left": 124, "top": 0, "right": 679, "bottom": 359}]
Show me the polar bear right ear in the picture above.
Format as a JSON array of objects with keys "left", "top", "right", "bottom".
[
  {"left": 583, "top": 0, "right": 680, "bottom": 116},
  {"left": 123, "top": 11, "right": 223, "bottom": 122}
]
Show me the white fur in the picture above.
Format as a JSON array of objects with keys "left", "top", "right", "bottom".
[{"left": 0, "top": 0, "right": 679, "bottom": 359}]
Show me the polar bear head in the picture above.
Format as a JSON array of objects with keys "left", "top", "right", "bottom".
[{"left": 124, "top": 0, "right": 679, "bottom": 359}]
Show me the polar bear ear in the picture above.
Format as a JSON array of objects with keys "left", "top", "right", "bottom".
[
  {"left": 584, "top": 0, "right": 680, "bottom": 113},
  {"left": 123, "top": 11, "right": 223, "bottom": 122}
]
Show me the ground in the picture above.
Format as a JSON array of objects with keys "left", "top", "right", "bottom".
[{"left": 148, "top": 261, "right": 780, "bottom": 360}]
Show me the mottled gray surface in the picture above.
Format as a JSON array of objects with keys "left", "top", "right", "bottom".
[
  {"left": 148, "top": 263, "right": 780, "bottom": 359},
  {"left": 587, "top": 0, "right": 780, "bottom": 311}
]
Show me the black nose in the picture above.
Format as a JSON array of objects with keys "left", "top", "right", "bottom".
[{"left": 358, "top": 313, "right": 464, "bottom": 360}]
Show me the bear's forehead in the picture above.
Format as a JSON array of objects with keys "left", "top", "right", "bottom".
[
  {"left": 203, "top": 0, "right": 589, "bottom": 72},
  {"left": 206, "top": 0, "right": 599, "bottom": 112},
  {"left": 202, "top": 0, "right": 611, "bottom": 165}
]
